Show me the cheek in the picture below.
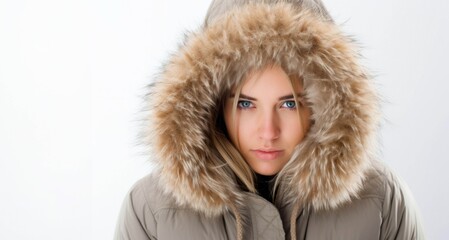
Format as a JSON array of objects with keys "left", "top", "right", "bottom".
[
  {"left": 234, "top": 115, "right": 255, "bottom": 144},
  {"left": 224, "top": 110, "right": 258, "bottom": 149},
  {"left": 282, "top": 111, "right": 311, "bottom": 144}
]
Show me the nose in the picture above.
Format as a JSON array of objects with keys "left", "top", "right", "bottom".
[{"left": 258, "top": 110, "right": 280, "bottom": 141}]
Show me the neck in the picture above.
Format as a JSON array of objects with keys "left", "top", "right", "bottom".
[{"left": 255, "top": 173, "right": 275, "bottom": 203}]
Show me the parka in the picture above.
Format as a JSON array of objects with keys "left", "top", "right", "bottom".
[{"left": 114, "top": 2, "right": 425, "bottom": 240}]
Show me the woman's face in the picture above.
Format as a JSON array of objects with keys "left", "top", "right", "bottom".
[{"left": 224, "top": 66, "right": 311, "bottom": 176}]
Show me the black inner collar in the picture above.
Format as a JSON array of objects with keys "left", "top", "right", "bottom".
[{"left": 255, "top": 173, "right": 275, "bottom": 203}]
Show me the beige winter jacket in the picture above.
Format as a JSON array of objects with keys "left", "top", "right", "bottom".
[{"left": 114, "top": 2, "right": 424, "bottom": 240}]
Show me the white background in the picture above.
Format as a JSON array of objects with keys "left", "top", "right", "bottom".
[{"left": 0, "top": 0, "right": 447, "bottom": 239}]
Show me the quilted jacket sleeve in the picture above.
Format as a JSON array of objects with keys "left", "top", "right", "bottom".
[
  {"left": 114, "top": 179, "right": 157, "bottom": 240},
  {"left": 380, "top": 168, "right": 425, "bottom": 240}
]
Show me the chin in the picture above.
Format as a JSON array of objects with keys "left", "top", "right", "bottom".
[{"left": 254, "top": 168, "right": 280, "bottom": 176}]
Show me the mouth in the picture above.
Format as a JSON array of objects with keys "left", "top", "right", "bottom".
[{"left": 250, "top": 149, "right": 284, "bottom": 160}]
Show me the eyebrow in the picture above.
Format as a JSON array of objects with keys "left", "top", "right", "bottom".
[{"left": 229, "top": 93, "right": 304, "bottom": 101}]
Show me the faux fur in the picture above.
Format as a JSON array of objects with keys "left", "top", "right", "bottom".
[{"left": 146, "top": 3, "right": 380, "bottom": 217}]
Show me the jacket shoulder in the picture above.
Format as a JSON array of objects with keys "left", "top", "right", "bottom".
[
  {"left": 114, "top": 173, "right": 178, "bottom": 240},
  {"left": 359, "top": 160, "right": 399, "bottom": 199},
  {"left": 127, "top": 173, "right": 180, "bottom": 218},
  {"left": 359, "top": 160, "right": 409, "bottom": 199},
  {"left": 360, "top": 160, "right": 425, "bottom": 239}
]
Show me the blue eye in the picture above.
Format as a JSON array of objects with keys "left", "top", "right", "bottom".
[
  {"left": 237, "top": 100, "right": 253, "bottom": 109},
  {"left": 281, "top": 100, "right": 296, "bottom": 109}
]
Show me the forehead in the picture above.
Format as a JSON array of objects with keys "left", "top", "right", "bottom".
[{"left": 239, "top": 65, "right": 303, "bottom": 95}]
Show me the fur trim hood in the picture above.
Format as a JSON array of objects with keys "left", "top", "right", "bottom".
[{"left": 146, "top": 3, "right": 380, "bottom": 217}]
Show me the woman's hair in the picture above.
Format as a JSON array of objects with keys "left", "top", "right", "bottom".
[
  {"left": 204, "top": 0, "right": 333, "bottom": 28},
  {"left": 207, "top": 0, "right": 330, "bottom": 198},
  {"left": 212, "top": 70, "right": 256, "bottom": 193}
]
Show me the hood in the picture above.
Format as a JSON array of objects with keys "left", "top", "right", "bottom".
[{"left": 146, "top": 3, "right": 380, "bottom": 217}]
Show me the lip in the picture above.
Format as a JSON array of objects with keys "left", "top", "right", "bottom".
[{"left": 251, "top": 149, "right": 284, "bottom": 160}]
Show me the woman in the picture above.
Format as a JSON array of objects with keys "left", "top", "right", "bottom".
[{"left": 114, "top": 0, "right": 424, "bottom": 239}]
